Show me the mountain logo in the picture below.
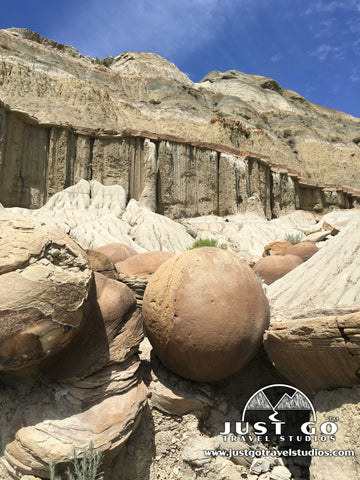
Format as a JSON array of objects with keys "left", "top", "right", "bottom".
[
  {"left": 220, "top": 386, "right": 339, "bottom": 440},
  {"left": 242, "top": 384, "right": 316, "bottom": 421}
]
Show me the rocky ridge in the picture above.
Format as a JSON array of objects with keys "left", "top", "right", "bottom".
[{"left": 1, "top": 28, "right": 360, "bottom": 212}]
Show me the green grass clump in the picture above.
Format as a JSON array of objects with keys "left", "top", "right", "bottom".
[
  {"left": 283, "top": 129, "right": 292, "bottom": 138},
  {"left": 49, "top": 443, "right": 103, "bottom": 480},
  {"left": 352, "top": 137, "right": 360, "bottom": 145},
  {"left": 284, "top": 233, "right": 302, "bottom": 245},
  {"left": 188, "top": 238, "right": 228, "bottom": 250}
]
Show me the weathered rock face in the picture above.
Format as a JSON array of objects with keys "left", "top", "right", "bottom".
[
  {"left": 0, "top": 214, "right": 92, "bottom": 370},
  {"left": 1, "top": 180, "right": 195, "bottom": 253},
  {"left": 264, "top": 310, "right": 360, "bottom": 396},
  {"left": 268, "top": 214, "right": 360, "bottom": 319},
  {"left": 1, "top": 272, "right": 147, "bottom": 479},
  {"left": 310, "top": 386, "right": 360, "bottom": 480},
  {"left": 1, "top": 28, "right": 360, "bottom": 216},
  {"left": 143, "top": 247, "right": 270, "bottom": 382},
  {"left": 253, "top": 254, "right": 303, "bottom": 285}
]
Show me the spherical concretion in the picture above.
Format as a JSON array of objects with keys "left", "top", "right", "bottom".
[
  {"left": 282, "top": 241, "right": 319, "bottom": 262},
  {"left": 115, "top": 251, "right": 174, "bottom": 278},
  {"left": 95, "top": 243, "right": 137, "bottom": 264},
  {"left": 253, "top": 254, "right": 303, "bottom": 285},
  {"left": 142, "top": 247, "right": 270, "bottom": 382}
]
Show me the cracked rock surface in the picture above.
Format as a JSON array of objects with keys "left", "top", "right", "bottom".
[{"left": 0, "top": 214, "right": 92, "bottom": 370}]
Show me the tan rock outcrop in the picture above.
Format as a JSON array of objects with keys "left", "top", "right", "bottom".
[
  {"left": 1, "top": 28, "right": 360, "bottom": 217},
  {"left": 262, "top": 241, "right": 292, "bottom": 256},
  {"left": 253, "top": 254, "right": 303, "bottom": 285},
  {"left": 143, "top": 247, "right": 270, "bottom": 382},
  {"left": 0, "top": 214, "right": 92, "bottom": 370},
  {"left": 264, "top": 310, "right": 360, "bottom": 396},
  {"left": 268, "top": 215, "right": 360, "bottom": 317},
  {"left": 1, "top": 272, "right": 147, "bottom": 479}
]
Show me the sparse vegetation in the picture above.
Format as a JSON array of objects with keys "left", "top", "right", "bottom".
[
  {"left": 330, "top": 136, "right": 342, "bottom": 143},
  {"left": 353, "top": 137, "right": 360, "bottom": 145},
  {"left": 49, "top": 443, "right": 104, "bottom": 480},
  {"left": 284, "top": 233, "right": 302, "bottom": 244},
  {"left": 188, "top": 238, "right": 228, "bottom": 250},
  {"left": 283, "top": 129, "right": 292, "bottom": 138},
  {"left": 255, "top": 123, "right": 263, "bottom": 129}
]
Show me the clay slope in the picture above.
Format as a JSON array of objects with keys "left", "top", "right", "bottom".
[{"left": 0, "top": 28, "right": 360, "bottom": 189}]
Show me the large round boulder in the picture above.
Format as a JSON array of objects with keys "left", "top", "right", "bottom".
[
  {"left": 142, "top": 247, "right": 270, "bottom": 382},
  {"left": 95, "top": 243, "right": 137, "bottom": 264},
  {"left": 115, "top": 251, "right": 174, "bottom": 279},
  {"left": 253, "top": 254, "right": 303, "bottom": 285},
  {"left": 0, "top": 214, "right": 92, "bottom": 370},
  {"left": 282, "top": 241, "right": 319, "bottom": 262}
]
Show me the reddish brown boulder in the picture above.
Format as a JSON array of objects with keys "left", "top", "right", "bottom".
[
  {"left": 262, "top": 241, "right": 292, "bottom": 257},
  {"left": 282, "top": 241, "right": 319, "bottom": 261},
  {"left": 142, "top": 247, "right": 270, "bottom": 382},
  {"left": 95, "top": 243, "right": 137, "bottom": 264},
  {"left": 115, "top": 251, "right": 174, "bottom": 279},
  {"left": 253, "top": 254, "right": 303, "bottom": 285}
]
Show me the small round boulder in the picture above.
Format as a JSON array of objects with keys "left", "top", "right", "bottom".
[
  {"left": 95, "top": 243, "right": 137, "bottom": 264},
  {"left": 115, "top": 251, "right": 174, "bottom": 279},
  {"left": 282, "top": 241, "right": 319, "bottom": 262},
  {"left": 253, "top": 254, "right": 303, "bottom": 285},
  {"left": 142, "top": 247, "right": 270, "bottom": 382}
]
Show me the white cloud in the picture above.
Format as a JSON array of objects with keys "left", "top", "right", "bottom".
[
  {"left": 305, "top": 0, "right": 360, "bottom": 14},
  {"left": 270, "top": 54, "right": 281, "bottom": 62},
  {"left": 57, "top": 0, "right": 244, "bottom": 60},
  {"left": 350, "top": 68, "right": 360, "bottom": 82},
  {"left": 310, "top": 43, "right": 346, "bottom": 61}
]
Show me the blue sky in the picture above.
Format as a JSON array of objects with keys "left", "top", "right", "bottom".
[{"left": 1, "top": 0, "right": 360, "bottom": 117}]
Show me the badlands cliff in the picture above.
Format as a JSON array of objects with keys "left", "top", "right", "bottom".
[{"left": 0, "top": 28, "right": 360, "bottom": 215}]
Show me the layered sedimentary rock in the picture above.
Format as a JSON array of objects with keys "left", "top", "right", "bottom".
[
  {"left": 0, "top": 214, "right": 92, "bottom": 370},
  {"left": 1, "top": 99, "right": 359, "bottom": 217},
  {"left": 1, "top": 28, "right": 360, "bottom": 218},
  {"left": 264, "top": 311, "right": 360, "bottom": 396},
  {"left": 1, "top": 28, "right": 360, "bottom": 198}
]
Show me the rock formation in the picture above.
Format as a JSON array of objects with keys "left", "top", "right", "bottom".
[
  {"left": 143, "top": 247, "right": 270, "bottom": 382},
  {"left": 115, "top": 251, "right": 174, "bottom": 279},
  {"left": 1, "top": 28, "right": 360, "bottom": 217},
  {"left": 264, "top": 310, "right": 360, "bottom": 396},
  {"left": 0, "top": 219, "right": 147, "bottom": 479},
  {"left": 0, "top": 214, "right": 92, "bottom": 369},
  {"left": 267, "top": 212, "right": 360, "bottom": 317},
  {"left": 281, "top": 241, "right": 319, "bottom": 262},
  {"left": 253, "top": 254, "right": 303, "bottom": 285}
]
